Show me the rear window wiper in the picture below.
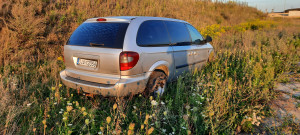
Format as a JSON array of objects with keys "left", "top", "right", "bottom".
[{"left": 89, "top": 43, "right": 104, "bottom": 46}]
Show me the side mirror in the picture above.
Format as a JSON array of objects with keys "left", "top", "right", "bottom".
[{"left": 205, "top": 36, "right": 212, "bottom": 43}]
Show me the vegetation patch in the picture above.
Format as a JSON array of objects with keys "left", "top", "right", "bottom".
[{"left": 0, "top": 0, "right": 299, "bottom": 134}]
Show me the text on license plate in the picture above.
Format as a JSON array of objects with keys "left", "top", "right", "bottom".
[{"left": 77, "top": 58, "right": 97, "bottom": 68}]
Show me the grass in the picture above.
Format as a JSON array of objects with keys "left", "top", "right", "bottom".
[{"left": 0, "top": 0, "right": 300, "bottom": 134}]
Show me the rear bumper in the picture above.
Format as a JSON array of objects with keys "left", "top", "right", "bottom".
[{"left": 60, "top": 70, "right": 150, "bottom": 97}]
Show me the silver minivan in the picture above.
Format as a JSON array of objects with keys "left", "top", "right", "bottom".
[{"left": 60, "top": 16, "right": 214, "bottom": 97}]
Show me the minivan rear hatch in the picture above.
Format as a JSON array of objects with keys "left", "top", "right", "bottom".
[{"left": 64, "top": 21, "right": 129, "bottom": 85}]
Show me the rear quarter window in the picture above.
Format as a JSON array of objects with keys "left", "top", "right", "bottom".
[
  {"left": 164, "top": 21, "right": 191, "bottom": 46},
  {"left": 67, "top": 22, "right": 129, "bottom": 49},
  {"left": 136, "top": 20, "right": 170, "bottom": 46}
]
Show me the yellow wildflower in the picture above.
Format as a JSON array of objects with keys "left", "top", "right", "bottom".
[
  {"left": 59, "top": 84, "right": 62, "bottom": 88},
  {"left": 149, "top": 96, "right": 153, "bottom": 101},
  {"left": 145, "top": 114, "right": 150, "bottom": 120},
  {"left": 129, "top": 123, "right": 135, "bottom": 130},
  {"left": 51, "top": 87, "right": 56, "bottom": 91},
  {"left": 144, "top": 119, "right": 148, "bottom": 125},
  {"left": 113, "top": 103, "right": 117, "bottom": 110},
  {"left": 42, "top": 119, "right": 46, "bottom": 125},
  {"left": 81, "top": 107, "right": 86, "bottom": 112},
  {"left": 57, "top": 56, "right": 63, "bottom": 61},
  {"left": 100, "top": 126, "right": 104, "bottom": 131},
  {"left": 63, "top": 116, "right": 68, "bottom": 122},
  {"left": 55, "top": 92, "right": 60, "bottom": 99},
  {"left": 163, "top": 111, "right": 167, "bottom": 116},
  {"left": 147, "top": 127, "right": 154, "bottom": 135},
  {"left": 66, "top": 106, "right": 73, "bottom": 112},
  {"left": 141, "top": 124, "right": 144, "bottom": 130},
  {"left": 106, "top": 116, "right": 111, "bottom": 124},
  {"left": 144, "top": 114, "right": 150, "bottom": 125},
  {"left": 85, "top": 119, "right": 89, "bottom": 125},
  {"left": 83, "top": 112, "right": 88, "bottom": 116},
  {"left": 128, "top": 130, "right": 133, "bottom": 135}
]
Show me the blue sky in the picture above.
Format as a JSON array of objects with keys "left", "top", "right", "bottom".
[{"left": 218, "top": 0, "right": 300, "bottom": 12}]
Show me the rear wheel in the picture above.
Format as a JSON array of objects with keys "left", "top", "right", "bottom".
[{"left": 143, "top": 71, "right": 167, "bottom": 98}]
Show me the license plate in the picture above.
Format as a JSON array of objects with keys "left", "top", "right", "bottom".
[{"left": 77, "top": 58, "right": 97, "bottom": 68}]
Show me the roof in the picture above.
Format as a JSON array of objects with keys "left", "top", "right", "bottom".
[
  {"left": 85, "top": 16, "right": 188, "bottom": 23},
  {"left": 284, "top": 8, "right": 300, "bottom": 13}
]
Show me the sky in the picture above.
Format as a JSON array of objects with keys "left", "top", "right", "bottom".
[{"left": 218, "top": 0, "right": 300, "bottom": 12}]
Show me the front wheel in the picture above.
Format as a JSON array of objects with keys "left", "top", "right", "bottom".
[{"left": 143, "top": 71, "right": 167, "bottom": 98}]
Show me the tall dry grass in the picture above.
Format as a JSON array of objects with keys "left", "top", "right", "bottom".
[{"left": 1, "top": 0, "right": 299, "bottom": 134}]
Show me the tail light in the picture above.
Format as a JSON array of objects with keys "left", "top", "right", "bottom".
[{"left": 119, "top": 51, "right": 139, "bottom": 71}]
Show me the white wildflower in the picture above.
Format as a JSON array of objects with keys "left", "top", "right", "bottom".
[
  {"left": 151, "top": 100, "right": 158, "bottom": 106},
  {"left": 185, "top": 105, "right": 190, "bottom": 110},
  {"left": 192, "top": 107, "right": 198, "bottom": 111}
]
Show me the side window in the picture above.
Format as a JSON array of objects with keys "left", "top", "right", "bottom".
[
  {"left": 186, "top": 24, "right": 205, "bottom": 45},
  {"left": 164, "top": 21, "right": 191, "bottom": 46},
  {"left": 136, "top": 20, "right": 170, "bottom": 46}
]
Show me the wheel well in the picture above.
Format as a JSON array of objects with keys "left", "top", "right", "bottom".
[{"left": 154, "top": 66, "right": 169, "bottom": 76}]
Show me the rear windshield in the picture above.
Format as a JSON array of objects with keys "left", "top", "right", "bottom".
[{"left": 67, "top": 22, "right": 129, "bottom": 49}]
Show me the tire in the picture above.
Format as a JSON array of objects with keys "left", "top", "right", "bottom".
[{"left": 143, "top": 71, "right": 167, "bottom": 98}]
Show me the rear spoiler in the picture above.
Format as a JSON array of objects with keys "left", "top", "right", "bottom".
[{"left": 85, "top": 17, "right": 133, "bottom": 23}]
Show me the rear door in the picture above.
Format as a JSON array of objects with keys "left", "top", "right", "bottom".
[
  {"left": 64, "top": 22, "right": 129, "bottom": 84},
  {"left": 186, "top": 24, "right": 210, "bottom": 69},
  {"left": 164, "top": 21, "right": 195, "bottom": 77}
]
